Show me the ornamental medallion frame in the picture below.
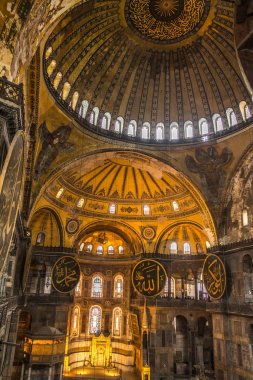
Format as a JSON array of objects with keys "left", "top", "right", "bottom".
[
  {"left": 202, "top": 253, "right": 226, "bottom": 300},
  {"left": 132, "top": 259, "right": 167, "bottom": 297},
  {"left": 51, "top": 256, "right": 81, "bottom": 293}
]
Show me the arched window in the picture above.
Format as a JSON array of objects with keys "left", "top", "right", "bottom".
[
  {"left": 90, "top": 107, "right": 99, "bottom": 126},
  {"left": 56, "top": 188, "right": 64, "bottom": 198},
  {"left": 156, "top": 123, "right": 164, "bottom": 140},
  {"left": 112, "top": 307, "right": 122, "bottom": 336},
  {"left": 184, "top": 121, "right": 193, "bottom": 138},
  {"left": 108, "top": 245, "right": 114, "bottom": 254},
  {"left": 143, "top": 204, "right": 150, "bottom": 215},
  {"left": 79, "top": 100, "right": 89, "bottom": 119},
  {"left": 199, "top": 118, "right": 209, "bottom": 135},
  {"left": 118, "top": 246, "right": 124, "bottom": 254},
  {"left": 72, "top": 306, "right": 80, "bottom": 336},
  {"left": 53, "top": 72, "right": 62, "bottom": 89},
  {"left": 240, "top": 101, "right": 251, "bottom": 121},
  {"left": 71, "top": 91, "right": 79, "bottom": 110},
  {"left": 45, "top": 47, "right": 53, "bottom": 59},
  {"left": 79, "top": 242, "right": 85, "bottom": 252},
  {"left": 170, "top": 122, "right": 179, "bottom": 140},
  {"left": 141, "top": 123, "right": 150, "bottom": 139},
  {"left": 183, "top": 242, "right": 191, "bottom": 254},
  {"left": 47, "top": 60, "right": 56, "bottom": 76},
  {"left": 242, "top": 209, "right": 249, "bottom": 227},
  {"left": 62, "top": 82, "right": 71, "bottom": 100},
  {"left": 160, "top": 276, "right": 168, "bottom": 297},
  {"left": 75, "top": 278, "right": 82, "bottom": 296},
  {"left": 170, "top": 242, "right": 177, "bottom": 254},
  {"left": 114, "top": 275, "right": 123, "bottom": 298},
  {"left": 36, "top": 232, "right": 45, "bottom": 246},
  {"left": 114, "top": 117, "right": 124, "bottom": 133},
  {"left": 212, "top": 114, "right": 223, "bottom": 132},
  {"left": 86, "top": 244, "right": 93, "bottom": 253},
  {"left": 226, "top": 108, "right": 237, "bottom": 127},
  {"left": 77, "top": 198, "right": 84, "bottom": 208},
  {"left": 91, "top": 275, "right": 103, "bottom": 297},
  {"left": 128, "top": 120, "right": 136, "bottom": 136},
  {"left": 109, "top": 203, "right": 116, "bottom": 214},
  {"left": 96, "top": 245, "right": 103, "bottom": 255},
  {"left": 172, "top": 201, "right": 179, "bottom": 211},
  {"left": 101, "top": 112, "right": 111, "bottom": 130},
  {"left": 89, "top": 306, "right": 102, "bottom": 334}
]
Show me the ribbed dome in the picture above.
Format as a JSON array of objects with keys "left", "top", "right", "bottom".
[{"left": 44, "top": 0, "right": 252, "bottom": 144}]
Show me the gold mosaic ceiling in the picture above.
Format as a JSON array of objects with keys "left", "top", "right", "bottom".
[{"left": 44, "top": 0, "right": 251, "bottom": 143}]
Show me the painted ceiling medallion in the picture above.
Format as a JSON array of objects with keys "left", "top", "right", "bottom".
[{"left": 127, "top": 0, "right": 208, "bottom": 42}]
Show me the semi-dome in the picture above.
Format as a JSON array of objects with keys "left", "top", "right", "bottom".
[{"left": 44, "top": 0, "right": 252, "bottom": 144}]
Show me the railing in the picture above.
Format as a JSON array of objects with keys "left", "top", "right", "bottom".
[
  {"left": 0, "top": 77, "right": 23, "bottom": 107},
  {"left": 208, "top": 237, "right": 253, "bottom": 254}
]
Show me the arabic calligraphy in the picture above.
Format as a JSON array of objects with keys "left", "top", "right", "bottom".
[
  {"left": 52, "top": 256, "right": 80, "bottom": 293},
  {"left": 202, "top": 254, "right": 226, "bottom": 299},
  {"left": 132, "top": 259, "right": 167, "bottom": 297}
]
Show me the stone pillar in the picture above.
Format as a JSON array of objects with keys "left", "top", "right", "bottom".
[
  {"left": 27, "top": 366, "right": 32, "bottom": 380},
  {"left": 181, "top": 279, "right": 185, "bottom": 299},
  {"left": 195, "top": 278, "right": 198, "bottom": 300},
  {"left": 48, "top": 365, "right": 53, "bottom": 380},
  {"left": 59, "top": 363, "right": 63, "bottom": 380}
]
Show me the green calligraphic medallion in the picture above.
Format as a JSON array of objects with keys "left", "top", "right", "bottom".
[
  {"left": 132, "top": 259, "right": 167, "bottom": 297},
  {"left": 0, "top": 131, "right": 25, "bottom": 274},
  {"left": 202, "top": 254, "right": 226, "bottom": 299},
  {"left": 52, "top": 256, "right": 81, "bottom": 293}
]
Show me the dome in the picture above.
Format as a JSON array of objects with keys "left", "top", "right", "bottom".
[{"left": 44, "top": 0, "right": 252, "bottom": 144}]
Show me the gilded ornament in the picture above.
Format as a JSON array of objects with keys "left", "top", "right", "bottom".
[{"left": 202, "top": 254, "right": 226, "bottom": 299}]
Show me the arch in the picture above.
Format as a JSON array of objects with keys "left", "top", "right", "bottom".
[
  {"left": 91, "top": 275, "right": 103, "bottom": 297},
  {"left": 240, "top": 101, "right": 251, "bottom": 121},
  {"left": 101, "top": 112, "right": 111, "bottom": 130},
  {"left": 53, "top": 72, "right": 62, "bottom": 89},
  {"left": 62, "top": 82, "right": 71, "bottom": 100},
  {"left": 47, "top": 60, "right": 56, "bottom": 76},
  {"left": 141, "top": 122, "right": 150, "bottom": 139},
  {"left": 114, "top": 274, "right": 123, "bottom": 298},
  {"left": 199, "top": 118, "right": 209, "bottom": 135},
  {"left": 243, "top": 255, "right": 252, "bottom": 273},
  {"left": 156, "top": 123, "right": 164, "bottom": 140},
  {"left": 114, "top": 117, "right": 124, "bottom": 133},
  {"left": 212, "top": 113, "right": 223, "bottom": 132},
  {"left": 128, "top": 120, "right": 137, "bottom": 136},
  {"left": 71, "top": 91, "right": 79, "bottom": 110},
  {"left": 184, "top": 121, "right": 193, "bottom": 138},
  {"left": 89, "top": 305, "right": 102, "bottom": 334},
  {"left": 170, "top": 122, "right": 179, "bottom": 140},
  {"left": 90, "top": 107, "right": 99, "bottom": 126},
  {"left": 79, "top": 100, "right": 89, "bottom": 119},
  {"left": 71, "top": 305, "right": 80, "bottom": 336},
  {"left": 112, "top": 307, "right": 122, "bottom": 337},
  {"left": 226, "top": 108, "right": 237, "bottom": 127}
]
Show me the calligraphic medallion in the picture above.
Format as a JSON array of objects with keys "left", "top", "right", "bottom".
[
  {"left": 0, "top": 131, "right": 25, "bottom": 274},
  {"left": 202, "top": 254, "right": 226, "bottom": 300},
  {"left": 51, "top": 256, "right": 81, "bottom": 293},
  {"left": 132, "top": 259, "right": 167, "bottom": 297}
]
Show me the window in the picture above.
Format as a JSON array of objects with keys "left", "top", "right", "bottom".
[
  {"left": 206, "top": 241, "right": 211, "bottom": 249},
  {"left": 56, "top": 188, "right": 64, "bottom": 198},
  {"left": 72, "top": 306, "right": 80, "bottom": 336},
  {"left": 36, "top": 232, "right": 45, "bottom": 246},
  {"left": 108, "top": 245, "right": 114, "bottom": 254},
  {"left": 226, "top": 108, "right": 237, "bottom": 127},
  {"left": 86, "top": 244, "right": 93, "bottom": 253},
  {"left": 143, "top": 204, "right": 150, "bottom": 215},
  {"left": 115, "top": 117, "right": 124, "bottom": 133},
  {"left": 75, "top": 279, "right": 82, "bottom": 296},
  {"left": 89, "top": 306, "right": 101, "bottom": 334},
  {"left": 112, "top": 307, "right": 122, "bottom": 336},
  {"left": 53, "top": 72, "right": 62, "bottom": 89},
  {"left": 170, "top": 242, "right": 177, "bottom": 254},
  {"left": 62, "top": 82, "right": 71, "bottom": 100},
  {"left": 172, "top": 201, "right": 179, "bottom": 211},
  {"left": 91, "top": 276, "right": 103, "bottom": 297},
  {"left": 71, "top": 91, "right": 79, "bottom": 110},
  {"left": 114, "top": 275, "right": 123, "bottom": 298},
  {"left": 170, "top": 122, "right": 179, "bottom": 140},
  {"left": 109, "top": 203, "right": 116, "bottom": 214},
  {"left": 128, "top": 120, "right": 136, "bottom": 136},
  {"left": 79, "top": 242, "right": 85, "bottom": 251},
  {"left": 184, "top": 121, "right": 193, "bottom": 138},
  {"left": 161, "top": 276, "right": 168, "bottom": 297},
  {"left": 101, "top": 112, "right": 111, "bottom": 130},
  {"left": 96, "top": 245, "right": 103, "bottom": 254},
  {"left": 118, "top": 245, "right": 124, "bottom": 254},
  {"left": 240, "top": 101, "right": 251, "bottom": 121},
  {"left": 79, "top": 100, "right": 89, "bottom": 119},
  {"left": 90, "top": 107, "right": 99, "bottom": 126},
  {"left": 242, "top": 209, "right": 249, "bottom": 227},
  {"left": 213, "top": 114, "right": 223, "bottom": 132},
  {"left": 141, "top": 123, "right": 150, "bottom": 139},
  {"left": 45, "top": 47, "right": 53, "bottom": 59},
  {"left": 156, "top": 123, "right": 164, "bottom": 140},
  {"left": 47, "top": 59, "right": 56, "bottom": 76},
  {"left": 184, "top": 242, "right": 191, "bottom": 254},
  {"left": 77, "top": 198, "right": 84, "bottom": 208},
  {"left": 199, "top": 118, "right": 208, "bottom": 135}
]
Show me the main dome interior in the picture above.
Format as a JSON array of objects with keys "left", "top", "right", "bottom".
[{"left": 43, "top": 0, "right": 252, "bottom": 144}]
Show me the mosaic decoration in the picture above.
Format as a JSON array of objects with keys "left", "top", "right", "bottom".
[
  {"left": 127, "top": 0, "right": 209, "bottom": 42},
  {"left": 202, "top": 254, "right": 226, "bottom": 299},
  {"left": 132, "top": 259, "right": 167, "bottom": 297},
  {"left": 66, "top": 219, "right": 79, "bottom": 234},
  {"left": 52, "top": 256, "right": 80, "bottom": 293},
  {"left": 142, "top": 226, "right": 156, "bottom": 240},
  {"left": 0, "top": 131, "right": 24, "bottom": 274}
]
